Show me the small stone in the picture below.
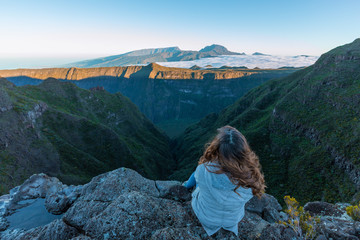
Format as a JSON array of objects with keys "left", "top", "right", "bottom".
[
  {"left": 0, "top": 217, "right": 9, "bottom": 231},
  {"left": 263, "top": 206, "right": 281, "bottom": 223},
  {"left": 316, "top": 235, "right": 327, "bottom": 240}
]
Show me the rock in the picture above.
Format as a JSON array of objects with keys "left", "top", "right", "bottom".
[
  {"left": 245, "top": 193, "right": 282, "bottom": 215},
  {"left": 1, "top": 219, "right": 79, "bottom": 240},
  {"left": 79, "top": 167, "right": 159, "bottom": 202},
  {"left": 0, "top": 194, "right": 11, "bottom": 217},
  {"left": 0, "top": 217, "right": 9, "bottom": 231},
  {"left": 45, "top": 185, "right": 82, "bottom": 215},
  {"left": 319, "top": 217, "right": 360, "bottom": 240},
  {"left": 11, "top": 174, "right": 66, "bottom": 204},
  {"left": 160, "top": 185, "right": 192, "bottom": 202},
  {"left": 237, "top": 211, "right": 270, "bottom": 239},
  {"left": 62, "top": 168, "right": 161, "bottom": 230},
  {"left": 150, "top": 226, "right": 202, "bottom": 239},
  {"left": 4, "top": 166, "right": 360, "bottom": 239},
  {"left": 155, "top": 180, "right": 181, "bottom": 196},
  {"left": 259, "top": 224, "right": 300, "bottom": 240},
  {"left": 69, "top": 235, "right": 95, "bottom": 240},
  {"left": 279, "top": 211, "right": 289, "bottom": 222},
  {"left": 263, "top": 206, "right": 281, "bottom": 223},
  {"left": 304, "top": 201, "right": 345, "bottom": 217},
  {"left": 315, "top": 235, "right": 327, "bottom": 240},
  {"left": 0, "top": 63, "right": 253, "bottom": 81},
  {"left": 79, "top": 191, "right": 192, "bottom": 239}
]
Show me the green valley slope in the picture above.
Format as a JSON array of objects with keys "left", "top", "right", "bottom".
[
  {"left": 0, "top": 78, "right": 173, "bottom": 194},
  {"left": 0, "top": 64, "right": 298, "bottom": 137},
  {"left": 172, "top": 39, "right": 360, "bottom": 204}
]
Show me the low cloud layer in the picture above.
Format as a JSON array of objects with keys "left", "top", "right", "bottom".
[{"left": 156, "top": 54, "right": 319, "bottom": 69}]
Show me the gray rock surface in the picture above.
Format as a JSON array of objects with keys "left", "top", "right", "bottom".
[
  {"left": 0, "top": 217, "right": 9, "bottom": 231},
  {"left": 304, "top": 201, "right": 345, "bottom": 217},
  {"left": 1, "top": 167, "right": 360, "bottom": 239},
  {"left": 45, "top": 185, "right": 82, "bottom": 215},
  {"left": 245, "top": 193, "right": 282, "bottom": 215},
  {"left": 11, "top": 173, "right": 66, "bottom": 204},
  {"left": 2, "top": 219, "right": 79, "bottom": 240}
]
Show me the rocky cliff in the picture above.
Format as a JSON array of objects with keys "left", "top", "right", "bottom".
[
  {"left": 0, "top": 78, "right": 173, "bottom": 195},
  {"left": 1, "top": 167, "right": 358, "bottom": 240},
  {"left": 172, "top": 38, "right": 360, "bottom": 204},
  {"left": 0, "top": 63, "right": 259, "bottom": 81},
  {"left": 0, "top": 64, "right": 297, "bottom": 134}
]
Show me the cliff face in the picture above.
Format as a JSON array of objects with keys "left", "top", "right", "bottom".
[
  {"left": 0, "top": 63, "right": 257, "bottom": 80},
  {"left": 0, "top": 78, "right": 174, "bottom": 195},
  {"left": 0, "top": 65, "right": 297, "bottom": 132},
  {"left": 172, "top": 39, "right": 360, "bottom": 204}
]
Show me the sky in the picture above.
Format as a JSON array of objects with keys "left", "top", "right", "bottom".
[{"left": 0, "top": 0, "right": 359, "bottom": 68}]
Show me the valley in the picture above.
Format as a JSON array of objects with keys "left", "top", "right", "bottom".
[
  {"left": 0, "top": 39, "right": 359, "bottom": 206},
  {"left": 172, "top": 38, "right": 360, "bottom": 204},
  {"left": 0, "top": 64, "right": 298, "bottom": 137},
  {"left": 0, "top": 78, "right": 174, "bottom": 195}
]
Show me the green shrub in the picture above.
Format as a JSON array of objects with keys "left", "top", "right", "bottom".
[
  {"left": 346, "top": 203, "right": 360, "bottom": 221},
  {"left": 279, "top": 196, "right": 320, "bottom": 240}
]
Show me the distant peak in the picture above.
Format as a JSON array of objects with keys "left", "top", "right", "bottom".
[
  {"left": 252, "top": 52, "right": 270, "bottom": 56},
  {"left": 165, "top": 46, "right": 181, "bottom": 51},
  {"left": 199, "top": 44, "right": 244, "bottom": 55},
  {"left": 199, "top": 44, "right": 228, "bottom": 53},
  {"left": 147, "top": 62, "right": 162, "bottom": 69}
]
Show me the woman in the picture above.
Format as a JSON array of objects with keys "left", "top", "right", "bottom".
[{"left": 184, "top": 125, "right": 266, "bottom": 236}]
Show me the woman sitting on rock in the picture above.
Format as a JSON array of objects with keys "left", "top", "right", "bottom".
[{"left": 183, "top": 125, "right": 266, "bottom": 236}]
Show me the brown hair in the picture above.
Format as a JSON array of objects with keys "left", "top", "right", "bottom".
[{"left": 199, "top": 125, "right": 266, "bottom": 197}]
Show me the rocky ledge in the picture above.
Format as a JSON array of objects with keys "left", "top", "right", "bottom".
[
  {"left": 0, "top": 168, "right": 359, "bottom": 240},
  {"left": 0, "top": 64, "right": 257, "bottom": 81}
]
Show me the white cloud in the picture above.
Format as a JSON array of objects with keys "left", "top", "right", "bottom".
[{"left": 156, "top": 54, "right": 319, "bottom": 69}]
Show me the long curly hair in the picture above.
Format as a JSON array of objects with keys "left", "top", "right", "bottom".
[{"left": 199, "top": 126, "right": 266, "bottom": 197}]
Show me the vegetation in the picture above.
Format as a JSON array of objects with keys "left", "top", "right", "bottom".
[
  {"left": 279, "top": 196, "right": 320, "bottom": 239},
  {"left": 172, "top": 39, "right": 360, "bottom": 204},
  {"left": 346, "top": 203, "right": 360, "bottom": 221},
  {"left": 0, "top": 78, "right": 174, "bottom": 194}
]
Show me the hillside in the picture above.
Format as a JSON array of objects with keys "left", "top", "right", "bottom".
[
  {"left": 0, "top": 64, "right": 298, "bottom": 137},
  {"left": 0, "top": 78, "right": 173, "bottom": 195},
  {"left": 64, "top": 44, "right": 242, "bottom": 68},
  {"left": 171, "top": 38, "right": 360, "bottom": 204}
]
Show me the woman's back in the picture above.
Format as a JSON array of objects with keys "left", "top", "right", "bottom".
[{"left": 191, "top": 162, "right": 253, "bottom": 236}]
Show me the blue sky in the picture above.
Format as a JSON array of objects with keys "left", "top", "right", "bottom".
[{"left": 0, "top": 0, "right": 359, "bottom": 62}]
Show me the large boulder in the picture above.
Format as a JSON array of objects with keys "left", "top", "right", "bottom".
[
  {"left": 10, "top": 173, "right": 66, "bottom": 204},
  {"left": 45, "top": 185, "right": 82, "bottom": 215},
  {"left": 1, "top": 219, "right": 79, "bottom": 240},
  {"left": 304, "top": 201, "right": 345, "bottom": 217},
  {"left": 245, "top": 193, "right": 282, "bottom": 214},
  {"left": 5, "top": 167, "right": 360, "bottom": 239}
]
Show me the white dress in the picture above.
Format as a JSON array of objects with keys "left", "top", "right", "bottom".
[{"left": 191, "top": 162, "right": 254, "bottom": 236}]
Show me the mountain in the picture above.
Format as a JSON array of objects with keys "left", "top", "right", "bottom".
[
  {"left": 0, "top": 77, "right": 174, "bottom": 195},
  {"left": 252, "top": 52, "right": 270, "bottom": 56},
  {"left": 64, "top": 45, "right": 243, "bottom": 68},
  {"left": 171, "top": 38, "right": 360, "bottom": 204},
  {"left": 199, "top": 44, "right": 245, "bottom": 55},
  {"left": 0, "top": 65, "right": 298, "bottom": 137}
]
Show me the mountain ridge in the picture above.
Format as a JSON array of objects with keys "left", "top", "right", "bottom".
[
  {"left": 0, "top": 77, "right": 174, "bottom": 195},
  {"left": 63, "top": 44, "right": 243, "bottom": 68},
  {"left": 0, "top": 64, "right": 265, "bottom": 81},
  {"left": 172, "top": 38, "right": 360, "bottom": 204}
]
